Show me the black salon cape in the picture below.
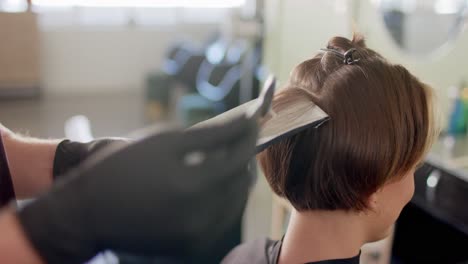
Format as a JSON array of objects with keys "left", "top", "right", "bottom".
[
  {"left": 222, "top": 238, "right": 360, "bottom": 264},
  {"left": 53, "top": 139, "right": 243, "bottom": 264}
]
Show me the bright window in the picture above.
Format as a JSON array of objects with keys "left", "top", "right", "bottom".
[
  {"left": 31, "top": 0, "right": 246, "bottom": 8},
  {"left": 0, "top": 0, "right": 246, "bottom": 27}
]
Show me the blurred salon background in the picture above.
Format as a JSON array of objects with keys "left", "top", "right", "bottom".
[{"left": 1, "top": 0, "right": 468, "bottom": 263}]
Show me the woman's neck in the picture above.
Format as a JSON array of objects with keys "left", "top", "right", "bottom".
[{"left": 278, "top": 209, "right": 367, "bottom": 264}]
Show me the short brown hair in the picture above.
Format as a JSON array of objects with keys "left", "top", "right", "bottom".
[{"left": 258, "top": 35, "right": 437, "bottom": 211}]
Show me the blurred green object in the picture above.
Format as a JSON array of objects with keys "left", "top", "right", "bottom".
[
  {"left": 448, "top": 82, "right": 468, "bottom": 136},
  {"left": 176, "top": 94, "right": 225, "bottom": 126},
  {"left": 448, "top": 98, "right": 467, "bottom": 135},
  {"left": 145, "top": 73, "right": 173, "bottom": 120}
]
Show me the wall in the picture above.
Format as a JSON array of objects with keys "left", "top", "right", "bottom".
[
  {"left": 39, "top": 24, "right": 217, "bottom": 95},
  {"left": 263, "top": 0, "right": 351, "bottom": 85},
  {"left": 356, "top": 0, "right": 468, "bottom": 121}
]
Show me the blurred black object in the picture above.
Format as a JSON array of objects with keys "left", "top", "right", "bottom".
[
  {"left": 0, "top": 132, "right": 15, "bottom": 207},
  {"left": 51, "top": 137, "right": 240, "bottom": 264},
  {"left": 177, "top": 39, "right": 263, "bottom": 125},
  {"left": 116, "top": 217, "right": 242, "bottom": 264},
  {"left": 392, "top": 163, "right": 468, "bottom": 263},
  {"left": 145, "top": 32, "right": 264, "bottom": 125},
  {"left": 163, "top": 32, "right": 220, "bottom": 89},
  {"left": 195, "top": 40, "right": 262, "bottom": 109}
]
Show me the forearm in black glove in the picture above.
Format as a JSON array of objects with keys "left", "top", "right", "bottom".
[
  {"left": 53, "top": 138, "right": 130, "bottom": 179},
  {"left": 17, "top": 116, "right": 257, "bottom": 264}
]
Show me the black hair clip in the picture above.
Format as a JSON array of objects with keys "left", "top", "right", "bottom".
[
  {"left": 320, "top": 48, "right": 360, "bottom": 65},
  {"left": 343, "top": 48, "right": 360, "bottom": 65}
]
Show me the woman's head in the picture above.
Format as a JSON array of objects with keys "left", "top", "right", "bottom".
[{"left": 258, "top": 35, "right": 437, "bottom": 238}]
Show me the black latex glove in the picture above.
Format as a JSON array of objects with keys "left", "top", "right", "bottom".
[
  {"left": 53, "top": 138, "right": 131, "bottom": 179},
  {"left": 17, "top": 116, "right": 258, "bottom": 264}
]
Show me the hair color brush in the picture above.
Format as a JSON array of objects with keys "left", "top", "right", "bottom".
[{"left": 191, "top": 75, "right": 329, "bottom": 153}]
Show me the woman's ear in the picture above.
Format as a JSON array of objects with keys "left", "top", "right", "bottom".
[{"left": 366, "top": 190, "right": 380, "bottom": 212}]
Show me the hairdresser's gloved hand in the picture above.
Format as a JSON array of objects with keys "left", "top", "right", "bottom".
[
  {"left": 16, "top": 116, "right": 258, "bottom": 264},
  {"left": 53, "top": 138, "right": 132, "bottom": 179}
]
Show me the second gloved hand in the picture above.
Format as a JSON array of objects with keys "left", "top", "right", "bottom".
[{"left": 17, "top": 116, "right": 258, "bottom": 264}]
